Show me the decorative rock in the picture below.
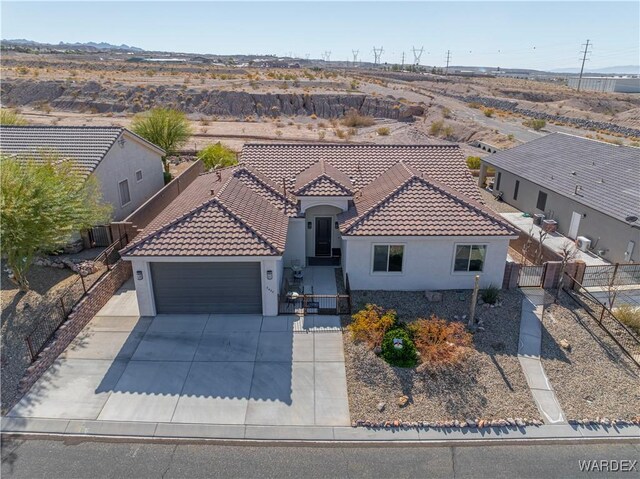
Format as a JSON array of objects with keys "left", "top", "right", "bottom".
[
  {"left": 373, "top": 346, "right": 382, "bottom": 356},
  {"left": 424, "top": 291, "right": 443, "bottom": 302},
  {"left": 397, "top": 395, "right": 409, "bottom": 408},
  {"left": 559, "top": 339, "right": 571, "bottom": 350},
  {"left": 466, "top": 418, "right": 477, "bottom": 428},
  {"left": 377, "top": 402, "right": 386, "bottom": 412},
  {"left": 393, "top": 420, "right": 400, "bottom": 428},
  {"left": 351, "top": 421, "right": 357, "bottom": 427},
  {"left": 515, "top": 419, "right": 526, "bottom": 427}
]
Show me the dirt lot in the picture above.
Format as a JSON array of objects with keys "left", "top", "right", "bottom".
[{"left": 343, "top": 289, "right": 541, "bottom": 423}]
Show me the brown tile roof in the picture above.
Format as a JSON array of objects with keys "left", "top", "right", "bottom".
[
  {"left": 241, "top": 143, "right": 480, "bottom": 200},
  {"left": 122, "top": 166, "right": 291, "bottom": 257},
  {"left": 293, "top": 160, "right": 354, "bottom": 196},
  {"left": 338, "top": 162, "right": 517, "bottom": 237}
]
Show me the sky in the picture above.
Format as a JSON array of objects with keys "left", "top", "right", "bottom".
[{"left": 1, "top": 1, "right": 638, "bottom": 70}]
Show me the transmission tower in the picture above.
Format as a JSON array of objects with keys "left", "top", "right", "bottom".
[
  {"left": 322, "top": 50, "right": 331, "bottom": 62},
  {"left": 401, "top": 51, "right": 405, "bottom": 68},
  {"left": 372, "top": 46, "right": 384, "bottom": 65},
  {"left": 305, "top": 53, "right": 310, "bottom": 60},
  {"left": 445, "top": 50, "right": 452, "bottom": 75},
  {"left": 412, "top": 46, "right": 424, "bottom": 65},
  {"left": 577, "top": 39, "right": 592, "bottom": 92},
  {"left": 352, "top": 49, "right": 359, "bottom": 65}
]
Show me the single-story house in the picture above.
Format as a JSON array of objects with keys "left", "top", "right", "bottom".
[
  {"left": 121, "top": 143, "right": 517, "bottom": 316},
  {"left": 479, "top": 133, "right": 640, "bottom": 264},
  {"left": 0, "top": 126, "right": 165, "bottom": 224}
]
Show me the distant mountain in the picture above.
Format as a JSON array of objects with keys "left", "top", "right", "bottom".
[
  {"left": 1, "top": 38, "right": 144, "bottom": 52},
  {"left": 551, "top": 65, "right": 640, "bottom": 75}
]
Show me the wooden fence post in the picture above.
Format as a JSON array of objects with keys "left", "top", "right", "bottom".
[{"left": 469, "top": 275, "right": 480, "bottom": 327}]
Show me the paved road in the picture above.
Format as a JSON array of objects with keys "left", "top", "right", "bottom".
[{"left": 2, "top": 436, "right": 639, "bottom": 478}]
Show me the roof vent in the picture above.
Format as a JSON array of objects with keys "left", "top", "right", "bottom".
[
  {"left": 210, "top": 188, "right": 215, "bottom": 196},
  {"left": 216, "top": 171, "right": 222, "bottom": 181},
  {"left": 571, "top": 171, "right": 577, "bottom": 176}
]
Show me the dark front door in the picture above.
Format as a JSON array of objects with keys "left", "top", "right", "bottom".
[{"left": 315, "top": 217, "right": 332, "bottom": 256}]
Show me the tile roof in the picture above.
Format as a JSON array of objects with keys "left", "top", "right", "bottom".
[
  {"left": 122, "top": 166, "right": 292, "bottom": 257},
  {"left": 293, "top": 160, "right": 354, "bottom": 196},
  {"left": 483, "top": 133, "right": 640, "bottom": 223},
  {"left": 241, "top": 143, "right": 481, "bottom": 200},
  {"left": 0, "top": 125, "right": 164, "bottom": 177},
  {"left": 338, "top": 162, "right": 517, "bottom": 237}
]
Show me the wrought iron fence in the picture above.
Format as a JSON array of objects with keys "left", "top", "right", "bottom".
[
  {"left": 582, "top": 263, "right": 640, "bottom": 288},
  {"left": 517, "top": 264, "right": 547, "bottom": 287},
  {"left": 24, "top": 235, "right": 128, "bottom": 362},
  {"left": 278, "top": 293, "right": 351, "bottom": 316}
]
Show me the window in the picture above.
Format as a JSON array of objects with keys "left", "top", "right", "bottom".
[
  {"left": 513, "top": 180, "right": 520, "bottom": 200},
  {"left": 118, "top": 179, "right": 131, "bottom": 206},
  {"left": 454, "top": 245, "right": 487, "bottom": 272},
  {"left": 372, "top": 245, "right": 404, "bottom": 273},
  {"left": 135, "top": 169, "right": 143, "bottom": 182},
  {"left": 536, "top": 191, "right": 547, "bottom": 211},
  {"left": 495, "top": 172, "right": 502, "bottom": 191}
]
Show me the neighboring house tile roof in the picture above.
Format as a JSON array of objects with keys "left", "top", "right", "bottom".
[
  {"left": 241, "top": 143, "right": 481, "bottom": 200},
  {"left": 293, "top": 160, "right": 354, "bottom": 196},
  {"left": 0, "top": 125, "right": 164, "bottom": 177},
  {"left": 123, "top": 143, "right": 510, "bottom": 257},
  {"left": 122, "top": 166, "right": 292, "bottom": 257},
  {"left": 483, "top": 132, "right": 640, "bottom": 223},
  {"left": 339, "top": 162, "right": 517, "bottom": 236}
]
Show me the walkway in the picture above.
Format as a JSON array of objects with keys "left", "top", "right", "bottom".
[
  {"left": 518, "top": 289, "right": 567, "bottom": 424},
  {"left": 303, "top": 266, "right": 338, "bottom": 295}
]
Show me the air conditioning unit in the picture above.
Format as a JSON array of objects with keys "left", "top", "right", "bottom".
[
  {"left": 576, "top": 236, "right": 591, "bottom": 252},
  {"left": 533, "top": 213, "right": 545, "bottom": 226}
]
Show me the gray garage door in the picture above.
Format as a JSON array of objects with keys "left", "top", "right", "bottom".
[{"left": 150, "top": 262, "right": 262, "bottom": 314}]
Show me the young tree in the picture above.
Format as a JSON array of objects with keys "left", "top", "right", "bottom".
[
  {"left": 197, "top": 142, "right": 237, "bottom": 171},
  {"left": 555, "top": 240, "right": 579, "bottom": 301},
  {"left": 1, "top": 156, "right": 111, "bottom": 291},
  {"left": 534, "top": 228, "right": 549, "bottom": 265},
  {"left": 131, "top": 108, "right": 193, "bottom": 173},
  {"left": 0, "top": 108, "right": 28, "bottom": 126}
]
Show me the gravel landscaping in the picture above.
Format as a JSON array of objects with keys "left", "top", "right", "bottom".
[
  {"left": 343, "top": 289, "right": 541, "bottom": 423},
  {"left": 541, "top": 291, "right": 640, "bottom": 420}
]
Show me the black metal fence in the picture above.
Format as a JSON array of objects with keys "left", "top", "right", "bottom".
[
  {"left": 582, "top": 263, "right": 640, "bottom": 288},
  {"left": 562, "top": 272, "right": 640, "bottom": 369},
  {"left": 24, "top": 236, "right": 128, "bottom": 362},
  {"left": 278, "top": 293, "right": 351, "bottom": 316},
  {"left": 517, "top": 264, "right": 547, "bottom": 287}
]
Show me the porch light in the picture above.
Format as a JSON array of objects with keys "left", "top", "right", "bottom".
[
  {"left": 307, "top": 221, "right": 312, "bottom": 229},
  {"left": 266, "top": 270, "right": 273, "bottom": 280},
  {"left": 335, "top": 221, "right": 339, "bottom": 229},
  {"left": 136, "top": 270, "right": 143, "bottom": 280}
]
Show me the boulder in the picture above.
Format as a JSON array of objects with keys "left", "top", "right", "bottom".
[
  {"left": 424, "top": 291, "right": 443, "bottom": 302},
  {"left": 397, "top": 395, "right": 409, "bottom": 408}
]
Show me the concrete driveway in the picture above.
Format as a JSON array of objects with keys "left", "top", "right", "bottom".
[{"left": 8, "top": 280, "right": 350, "bottom": 427}]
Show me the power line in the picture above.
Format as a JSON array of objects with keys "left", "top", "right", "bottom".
[
  {"left": 352, "top": 49, "right": 359, "bottom": 65},
  {"left": 577, "top": 39, "right": 592, "bottom": 92},
  {"left": 372, "top": 46, "right": 384, "bottom": 65},
  {"left": 412, "top": 46, "right": 424, "bottom": 65}
]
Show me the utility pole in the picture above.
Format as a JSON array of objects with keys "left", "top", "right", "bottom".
[
  {"left": 401, "top": 51, "right": 405, "bottom": 68},
  {"left": 445, "top": 50, "right": 451, "bottom": 75},
  {"left": 352, "top": 49, "right": 359, "bottom": 65},
  {"left": 372, "top": 46, "right": 384, "bottom": 65},
  {"left": 577, "top": 39, "right": 592, "bottom": 92},
  {"left": 412, "top": 46, "right": 424, "bottom": 65}
]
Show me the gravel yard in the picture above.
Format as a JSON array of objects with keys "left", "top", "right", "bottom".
[
  {"left": 541, "top": 291, "right": 640, "bottom": 420},
  {"left": 343, "top": 289, "right": 541, "bottom": 423}
]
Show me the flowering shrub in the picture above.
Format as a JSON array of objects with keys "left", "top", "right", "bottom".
[{"left": 348, "top": 304, "right": 397, "bottom": 349}]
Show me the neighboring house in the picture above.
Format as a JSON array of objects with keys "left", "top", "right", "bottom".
[
  {"left": 479, "top": 133, "right": 640, "bottom": 264},
  {"left": 0, "top": 126, "right": 165, "bottom": 224},
  {"left": 121, "top": 144, "right": 517, "bottom": 316}
]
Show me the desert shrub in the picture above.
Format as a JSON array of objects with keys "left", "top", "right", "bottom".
[
  {"left": 377, "top": 127, "right": 390, "bottom": 136},
  {"left": 523, "top": 119, "right": 546, "bottom": 131},
  {"left": 348, "top": 304, "right": 397, "bottom": 349},
  {"left": 0, "top": 109, "right": 28, "bottom": 126},
  {"left": 483, "top": 108, "right": 495, "bottom": 117},
  {"left": 481, "top": 284, "right": 500, "bottom": 305},
  {"left": 468, "top": 102, "right": 482, "bottom": 109},
  {"left": 441, "top": 107, "right": 452, "bottom": 119},
  {"left": 466, "top": 156, "right": 482, "bottom": 169},
  {"left": 429, "top": 120, "right": 444, "bottom": 136},
  {"left": 381, "top": 328, "right": 418, "bottom": 368},
  {"left": 350, "top": 80, "right": 359, "bottom": 90},
  {"left": 409, "top": 316, "right": 472, "bottom": 371},
  {"left": 615, "top": 305, "right": 640, "bottom": 335},
  {"left": 341, "top": 109, "right": 375, "bottom": 128},
  {"left": 197, "top": 142, "right": 237, "bottom": 170}
]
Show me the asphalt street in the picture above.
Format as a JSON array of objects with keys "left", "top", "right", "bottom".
[{"left": 2, "top": 436, "right": 639, "bottom": 479}]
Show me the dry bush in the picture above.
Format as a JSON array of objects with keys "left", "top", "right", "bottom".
[
  {"left": 615, "top": 305, "right": 640, "bottom": 335},
  {"left": 341, "top": 109, "right": 375, "bottom": 128},
  {"left": 348, "top": 304, "right": 397, "bottom": 349},
  {"left": 377, "top": 127, "right": 390, "bottom": 136},
  {"left": 409, "top": 315, "right": 473, "bottom": 373}
]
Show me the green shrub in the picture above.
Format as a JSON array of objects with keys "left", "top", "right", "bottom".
[
  {"left": 382, "top": 328, "right": 418, "bottom": 368},
  {"left": 197, "top": 142, "right": 237, "bottom": 170},
  {"left": 163, "top": 171, "right": 173, "bottom": 184},
  {"left": 615, "top": 305, "right": 640, "bottom": 335},
  {"left": 523, "top": 119, "right": 546, "bottom": 131},
  {"left": 481, "top": 284, "right": 500, "bottom": 305},
  {"left": 466, "top": 156, "right": 482, "bottom": 169},
  {"left": 0, "top": 109, "right": 28, "bottom": 126}
]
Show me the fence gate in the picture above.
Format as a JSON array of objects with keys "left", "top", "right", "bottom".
[
  {"left": 88, "top": 225, "right": 113, "bottom": 247},
  {"left": 518, "top": 264, "right": 547, "bottom": 287}
]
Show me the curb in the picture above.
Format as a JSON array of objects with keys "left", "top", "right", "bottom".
[{"left": 2, "top": 417, "right": 639, "bottom": 444}]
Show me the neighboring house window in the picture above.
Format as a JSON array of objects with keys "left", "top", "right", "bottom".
[
  {"left": 372, "top": 245, "right": 404, "bottom": 273},
  {"left": 135, "top": 169, "right": 143, "bottom": 182},
  {"left": 454, "top": 245, "right": 487, "bottom": 272},
  {"left": 118, "top": 179, "right": 131, "bottom": 206},
  {"left": 495, "top": 172, "right": 502, "bottom": 191},
  {"left": 536, "top": 191, "right": 547, "bottom": 211},
  {"left": 513, "top": 180, "right": 520, "bottom": 200}
]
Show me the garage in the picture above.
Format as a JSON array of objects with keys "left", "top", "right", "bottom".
[{"left": 150, "top": 262, "right": 262, "bottom": 314}]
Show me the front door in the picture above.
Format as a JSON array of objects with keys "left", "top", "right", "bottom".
[
  {"left": 568, "top": 211, "right": 581, "bottom": 239},
  {"left": 315, "top": 217, "right": 332, "bottom": 256}
]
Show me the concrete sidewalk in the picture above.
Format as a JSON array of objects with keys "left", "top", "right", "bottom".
[{"left": 518, "top": 289, "right": 566, "bottom": 424}]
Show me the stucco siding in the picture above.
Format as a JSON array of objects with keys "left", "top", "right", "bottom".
[
  {"left": 492, "top": 167, "right": 639, "bottom": 263},
  {"left": 282, "top": 218, "right": 306, "bottom": 267},
  {"left": 343, "top": 235, "right": 510, "bottom": 290},
  {"left": 93, "top": 134, "right": 164, "bottom": 221}
]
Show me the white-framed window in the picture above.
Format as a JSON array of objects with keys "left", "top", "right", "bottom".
[
  {"left": 118, "top": 179, "right": 131, "bottom": 207},
  {"left": 372, "top": 244, "right": 404, "bottom": 273},
  {"left": 453, "top": 244, "right": 487, "bottom": 272},
  {"left": 135, "top": 169, "right": 143, "bottom": 182}
]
